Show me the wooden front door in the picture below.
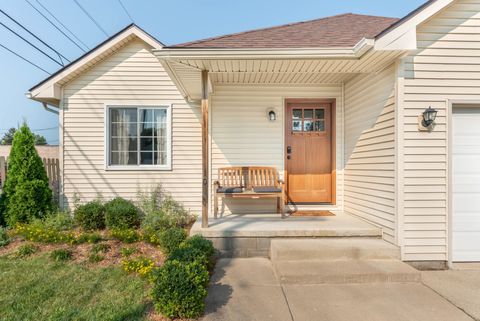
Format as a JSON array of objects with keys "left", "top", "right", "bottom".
[{"left": 285, "top": 100, "right": 334, "bottom": 203}]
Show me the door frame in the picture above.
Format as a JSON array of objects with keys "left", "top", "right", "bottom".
[
  {"left": 284, "top": 98, "right": 336, "bottom": 205},
  {"left": 447, "top": 99, "right": 480, "bottom": 265}
]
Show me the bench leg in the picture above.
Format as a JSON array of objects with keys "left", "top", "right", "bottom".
[
  {"left": 280, "top": 194, "right": 285, "bottom": 219},
  {"left": 214, "top": 193, "right": 218, "bottom": 219},
  {"left": 276, "top": 196, "right": 281, "bottom": 214}
]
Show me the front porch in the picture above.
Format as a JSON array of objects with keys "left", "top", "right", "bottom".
[
  {"left": 190, "top": 211, "right": 382, "bottom": 257},
  {"left": 156, "top": 46, "right": 403, "bottom": 236}
]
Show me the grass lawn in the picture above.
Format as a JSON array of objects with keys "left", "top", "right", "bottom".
[{"left": 0, "top": 254, "right": 151, "bottom": 321}]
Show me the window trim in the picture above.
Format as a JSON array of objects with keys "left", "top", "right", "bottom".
[{"left": 104, "top": 104, "right": 172, "bottom": 171}]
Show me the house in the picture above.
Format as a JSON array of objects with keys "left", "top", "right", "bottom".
[{"left": 27, "top": 0, "right": 480, "bottom": 266}]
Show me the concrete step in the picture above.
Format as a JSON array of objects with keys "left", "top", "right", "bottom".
[
  {"left": 273, "top": 259, "right": 421, "bottom": 284},
  {"left": 270, "top": 238, "right": 400, "bottom": 261}
]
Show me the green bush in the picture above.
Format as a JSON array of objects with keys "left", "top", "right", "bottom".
[
  {"left": 2, "top": 124, "right": 52, "bottom": 226},
  {"left": 50, "top": 249, "right": 73, "bottom": 261},
  {"left": 0, "top": 194, "right": 6, "bottom": 227},
  {"left": 0, "top": 227, "right": 10, "bottom": 247},
  {"left": 17, "top": 243, "right": 38, "bottom": 257},
  {"left": 74, "top": 200, "right": 105, "bottom": 230},
  {"left": 157, "top": 227, "right": 187, "bottom": 255},
  {"left": 139, "top": 187, "right": 195, "bottom": 234},
  {"left": 105, "top": 197, "right": 140, "bottom": 230},
  {"left": 182, "top": 235, "right": 215, "bottom": 260},
  {"left": 152, "top": 260, "right": 209, "bottom": 319},
  {"left": 110, "top": 228, "right": 140, "bottom": 243},
  {"left": 41, "top": 212, "right": 74, "bottom": 231},
  {"left": 168, "top": 246, "right": 208, "bottom": 267}
]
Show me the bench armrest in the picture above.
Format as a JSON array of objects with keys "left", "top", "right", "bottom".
[
  {"left": 277, "top": 179, "right": 285, "bottom": 185},
  {"left": 214, "top": 180, "right": 221, "bottom": 187}
]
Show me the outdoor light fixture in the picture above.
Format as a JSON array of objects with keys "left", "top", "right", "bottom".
[
  {"left": 268, "top": 109, "right": 276, "bottom": 121},
  {"left": 422, "top": 106, "right": 438, "bottom": 128}
]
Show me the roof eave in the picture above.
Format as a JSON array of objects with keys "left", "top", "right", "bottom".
[
  {"left": 374, "top": 0, "right": 454, "bottom": 51},
  {"left": 155, "top": 38, "right": 376, "bottom": 60},
  {"left": 27, "top": 24, "right": 164, "bottom": 104}
]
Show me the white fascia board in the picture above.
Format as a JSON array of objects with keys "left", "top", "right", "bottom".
[
  {"left": 28, "top": 25, "right": 163, "bottom": 101},
  {"left": 154, "top": 40, "right": 375, "bottom": 60},
  {"left": 375, "top": 0, "right": 454, "bottom": 51}
]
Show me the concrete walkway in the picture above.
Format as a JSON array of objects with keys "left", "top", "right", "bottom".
[
  {"left": 422, "top": 267, "right": 480, "bottom": 320},
  {"left": 202, "top": 258, "right": 475, "bottom": 321}
]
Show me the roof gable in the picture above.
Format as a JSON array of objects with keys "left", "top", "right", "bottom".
[
  {"left": 170, "top": 14, "right": 399, "bottom": 49},
  {"left": 28, "top": 24, "right": 163, "bottom": 105}
]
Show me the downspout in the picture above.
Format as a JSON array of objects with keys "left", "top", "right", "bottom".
[{"left": 42, "top": 102, "right": 59, "bottom": 115}]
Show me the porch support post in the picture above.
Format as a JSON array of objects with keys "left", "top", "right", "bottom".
[{"left": 201, "top": 70, "right": 209, "bottom": 228}]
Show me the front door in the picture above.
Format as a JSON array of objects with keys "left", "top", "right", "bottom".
[{"left": 285, "top": 100, "right": 334, "bottom": 203}]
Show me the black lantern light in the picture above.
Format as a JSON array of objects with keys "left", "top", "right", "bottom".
[
  {"left": 422, "top": 106, "right": 438, "bottom": 127},
  {"left": 268, "top": 110, "right": 276, "bottom": 121}
]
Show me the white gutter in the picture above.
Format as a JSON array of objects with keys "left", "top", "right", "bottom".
[{"left": 155, "top": 38, "right": 375, "bottom": 60}]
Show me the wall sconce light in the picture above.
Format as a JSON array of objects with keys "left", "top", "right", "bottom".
[
  {"left": 418, "top": 106, "right": 438, "bottom": 132},
  {"left": 268, "top": 109, "right": 276, "bottom": 121},
  {"left": 422, "top": 106, "right": 438, "bottom": 128}
]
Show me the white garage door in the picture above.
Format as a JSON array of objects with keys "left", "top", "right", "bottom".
[{"left": 453, "top": 108, "right": 480, "bottom": 262}]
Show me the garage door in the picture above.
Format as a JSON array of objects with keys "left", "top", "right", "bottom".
[{"left": 453, "top": 108, "right": 480, "bottom": 262}]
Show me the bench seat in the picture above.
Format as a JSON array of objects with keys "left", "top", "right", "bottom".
[{"left": 214, "top": 166, "right": 284, "bottom": 218}]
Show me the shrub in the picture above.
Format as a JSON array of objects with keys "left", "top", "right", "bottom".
[
  {"left": 76, "top": 232, "right": 103, "bottom": 244},
  {"left": 41, "top": 212, "right": 74, "bottom": 231},
  {"left": 0, "top": 227, "right": 10, "bottom": 247},
  {"left": 120, "top": 247, "right": 137, "bottom": 258},
  {"left": 157, "top": 227, "right": 187, "bottom": 255},
  {"left": 105, "top": 197, "right": 140, "bottom": 230},
  {"left": 2, "top": 124, "right": 52, "bottom": 226},
  {"left": 182, "top": 235, "right": 215, "bottom": 260},
  {"left": 122, "top": 256, "right": 155, "bottom": 277},
  {"left": 74, "top": 200, "right": 105, "bottom": 230},
  {"left": 110, "top": 228, "right": 140, "bottom": 243},
  {"left": 17, "top": 243, "right": 38, "bottom": 257},
  {"left": 50, "top": 248, "right": 73, "bottom": 261},
  {"left": 91, "top": 243, "right": 110, "bottom": 254},
  {"left": 168, "top": 246, "right": 208, "bottom": 267},
  {"left": 139, "top": 187, "right": 196, "bottom": 234},
  {"left": 152, "top": 260, "right": 209, "bottom": 319}
]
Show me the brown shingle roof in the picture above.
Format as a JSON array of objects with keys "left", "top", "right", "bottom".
[{"left": 170, "top": 13, "right": 399, "bottom": 49}]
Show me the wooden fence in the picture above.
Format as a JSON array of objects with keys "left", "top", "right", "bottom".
[{"left": 0, "top": 156, "right": 60, "bottom": 199}]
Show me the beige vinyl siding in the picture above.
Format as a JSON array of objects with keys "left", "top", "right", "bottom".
[
  {"left": 210, "top": 84, "right": 343, "bottom": 214},
  {"left": 61, "top": 39, "right": 202, "bottom": 212},
  {"left": 401, "top": 0, "right": 480, "bottom": 261},
  {"left": 344, "top": 64, "right": 396, "bottom": 243}
]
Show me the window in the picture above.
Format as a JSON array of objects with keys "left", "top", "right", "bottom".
[
  {"left": 291, "top": 108, "right": 325, "bottom": 133},
  {"left": 107, "top": 106, "right": 170, "bottom": 169}
]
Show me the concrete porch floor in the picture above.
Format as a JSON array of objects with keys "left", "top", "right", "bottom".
[{"left": 190, "top": 211, "right": 382, "bottom": 238}]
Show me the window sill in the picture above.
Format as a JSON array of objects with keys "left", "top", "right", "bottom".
[{"left": 105, "top": 165, "right": 172, "bottom": 171}]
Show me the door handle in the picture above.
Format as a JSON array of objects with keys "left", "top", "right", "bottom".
[{"left": 287, "top": 146, "right": 292, "bottom": 154}]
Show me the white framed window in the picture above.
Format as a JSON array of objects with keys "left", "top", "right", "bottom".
[{"left": 105, "top": 105, "right": 171, "bottom": 170}]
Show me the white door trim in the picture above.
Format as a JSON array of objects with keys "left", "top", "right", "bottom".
[{"left": 447, "top": 99, "right": 480, "bottom": 266}]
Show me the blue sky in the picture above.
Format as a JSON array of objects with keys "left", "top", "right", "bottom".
[{"left": 0, "top": 0, "right": 426, "bottom": 144}]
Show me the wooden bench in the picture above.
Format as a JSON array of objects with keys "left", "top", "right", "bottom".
[{"left": 213, "top": 166, "right": 284, "bottom": 218}]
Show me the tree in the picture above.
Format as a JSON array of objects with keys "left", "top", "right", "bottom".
[
  {"left": 0, "top": 127, "right": 48, "bottom": 145},
  {"left": 1, "top": 123, "right": 52, "bottom": 225}
]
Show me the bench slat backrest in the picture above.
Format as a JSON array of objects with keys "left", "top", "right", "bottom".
[
  {"left": 217, "top": 166, "right": 279, "bottom": 189},
  {"left": 247, "top": 167, "right": 279, "bottom": 189},
  {"left": 217, "top": 167, "right": 246, "bottom": 188}
]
